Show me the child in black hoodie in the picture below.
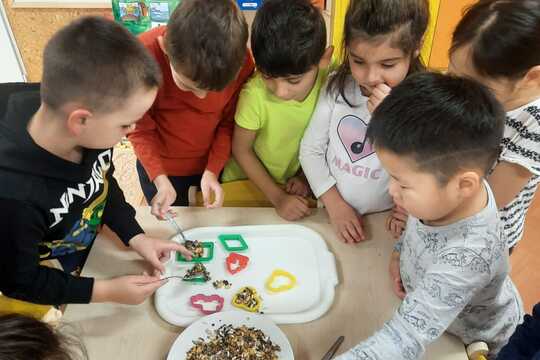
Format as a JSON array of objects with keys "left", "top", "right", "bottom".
[{"left": 0, "top": 16, "right": 191, "bottom": 306}]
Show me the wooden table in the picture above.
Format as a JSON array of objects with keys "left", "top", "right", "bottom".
[{"left": 63, "top": 207, "right": 469, "bottom": 360}]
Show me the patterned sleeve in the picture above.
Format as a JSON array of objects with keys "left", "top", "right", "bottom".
[
  {"left": 500, "top": 104, "right": 540, "bottom": 176},
  {"left": 335, "top": 252, "right": 491, "bottom": 359}
]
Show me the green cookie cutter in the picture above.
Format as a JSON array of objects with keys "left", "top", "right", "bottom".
[
  {"left": 183, "top": 277, "right": 209, "bottom": 283},
  {"left": 182, "top": 263, "right": 211, "bottom": 283},
  {"left": 176, "top": 242, "right": 214, "bottom": 263},
  {"left": 218, "top": 234, "right": 248, "bottom": 252}
]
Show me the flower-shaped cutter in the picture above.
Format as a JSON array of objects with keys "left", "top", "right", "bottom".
[{"left": 265, "top": 269, "right": 297, "bottom": 293}]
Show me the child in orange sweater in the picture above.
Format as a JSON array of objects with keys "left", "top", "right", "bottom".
[{"left": 129, "top": 0, "right": 254, "bottom": 217}]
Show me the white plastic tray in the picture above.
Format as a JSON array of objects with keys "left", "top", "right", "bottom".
[
  {"left": 155, "top": 224, "right": 338, "bottom": 327},
  {"left": 167, "top": 311, "right": 294, "bottom": 360}
]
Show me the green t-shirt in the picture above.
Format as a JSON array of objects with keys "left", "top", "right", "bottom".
[{"left": 222, "top": 68, "right": 329, "bottom": 184}]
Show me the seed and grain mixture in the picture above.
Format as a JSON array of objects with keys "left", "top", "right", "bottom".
[
  {"left": 183, "top": 263, "right": 211, "bottom": 282},
  {"left": 186, "top": 324, "right": 281, "bottom": 360},
  {"left": 212, "top": 280, "right": 232, "bottom": 289},
  {"left": 184, "top": 240, "right": 205, "bottom": 258}
]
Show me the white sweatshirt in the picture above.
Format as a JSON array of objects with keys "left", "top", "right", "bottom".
[{"left": 300, "top": 77, "right": 393, "bottom": 214}]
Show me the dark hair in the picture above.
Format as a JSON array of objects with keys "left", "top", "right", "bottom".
[
  {"left": 451, "top": 0, "right": 540, "bottom": 80},
  {"left": 166, "top": 0, "right": 248, "bottom": 91},
  {"left": 367, "top": 72, "right": 505, "bottom": 184},
  {"left": 251, "top": 0, "right": 327, "bottom": 78},
  {"left": 329, "top": 0, "right": 429, "bottom": 106},
  {"left": 41, "top": 16, "right": 161, "bottom": 113},
  {"left": 0, "top": 313, "right": 87, "bottom": 360}
]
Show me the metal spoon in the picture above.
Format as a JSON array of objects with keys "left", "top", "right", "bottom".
[
  {"left": 164, "top": 212, "right": 187, "bottom": 242},
  {"left": 145, "top": 275, "right": 184, "bottom": 284}
]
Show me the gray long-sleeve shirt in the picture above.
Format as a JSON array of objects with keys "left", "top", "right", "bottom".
[{"left": 336, "top": 183, "right": 523, "bottom": 359}]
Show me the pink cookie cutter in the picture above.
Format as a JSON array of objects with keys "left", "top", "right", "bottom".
[{"left": 190, "top": 294, "right": 224, "bottom": 315}]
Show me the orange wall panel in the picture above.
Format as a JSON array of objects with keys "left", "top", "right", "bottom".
[{"left": 429, "top": 0, "right": 477, "bottom": 70}]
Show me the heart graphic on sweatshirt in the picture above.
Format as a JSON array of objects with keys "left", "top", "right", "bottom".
[{"left": 337, "top": 115, "right": 374, "bottom": 162}]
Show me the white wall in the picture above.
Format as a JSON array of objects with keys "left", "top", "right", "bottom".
[{"left": 0, "top": 1, "right": 26, "bottom": 82}]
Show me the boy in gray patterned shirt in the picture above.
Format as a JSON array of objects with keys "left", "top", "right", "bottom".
[{"left": 336, "top": 73, "right": 523, "bottom": 360}]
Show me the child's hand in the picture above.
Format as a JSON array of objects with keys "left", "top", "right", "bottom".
[
  {"left": 367, "top": 83, "right": 391, "bottom": 113},
  {"left": 386, "top": 205, "right": 408, "bottom": 239},
  {"left": 327, "top": 199, "right": 365, "bottom": 243},
  {"left": 275, "top": 193, "right": 311, "bottom": 221},
  {"left": 200, "top": 170, "right": 224, "bottom": 208},
  {"left": 92, "top": 275, "right": 165, "bottom": 304},
  {"left": 389, "top": 250, "right": 406, "bottom": 299},
  {"left": 151, "top": 175, "right": 177, "bottom": 219},
  {"left": 129, "top": 234, "right": 192, "bottom": 274},
  {"left": 285, "top": 176, "right": 310, "bottom": 197}
]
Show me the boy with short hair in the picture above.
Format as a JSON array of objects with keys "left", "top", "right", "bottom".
[
  {"left": 220, "top": 0, "right": 333, "bottom": 221},
  {"left": 336, "top": 73, "right": 523, "bottom": 359},
  {"left": 129, "top": 0, "right": 254, "bottom": 217},
  {"left": 0, "top": 16, "right": 190, "bottom": 306}
]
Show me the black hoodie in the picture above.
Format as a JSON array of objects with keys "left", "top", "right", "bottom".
[{"left": 0, "top": 90, "right": 144, "bottom": 305}]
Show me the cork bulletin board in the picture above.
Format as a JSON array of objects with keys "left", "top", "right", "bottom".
[{"left": 2, "top": 0, "right": 111, "bottom": 82}]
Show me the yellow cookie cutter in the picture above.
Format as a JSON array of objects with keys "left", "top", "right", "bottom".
[
  {"left": 232, "top": 286, "right": 262, "bottom": 313},
  {"left": 265, "top": 269, "right": 297, "bottom": 293}
]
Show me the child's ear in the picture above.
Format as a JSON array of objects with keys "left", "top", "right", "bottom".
[
  {"left": 522, "top": 65, "right": 540, "bottom": 88},
  {"left": 157, "top": 35, "right": 167, "bottom": 55},
  {"left": 66, "top": 109, "right": 92, "bottom": 137},
  {"left": 457, "top": 170, "right": 481, "bottom": 199},
  {"left": 318, "top": 46, "right": 334, "bottom": 70}
]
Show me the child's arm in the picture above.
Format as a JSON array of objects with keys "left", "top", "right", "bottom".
[
  {"left": 319, "top": 187, "right": 365, "bottom": 243},
  {"left": 335, "top": 251, "right": 491, "bottom": 359},
  {"left": 128, "top": 111, "right": 176, "bottom": 217},
  {"left": 367, "top": 83, "right": 392, "bottom": 114},
  {"left": 0, "top": 199, "right": 182, "bottom": 306},
  {"left": 386, "top": 205, "right": 408, "bottom": 239},
  {"left": 488, "top": 161, "right": 532, "bottom": 209},
  {"left": 0, "top": 200, "right": 95, "bottom": 305},
  {"left": 300, "top": 90, "right": 365, "bottom": 242},
  {"left": 203, "top": 55, "right": 256, "bottom": 208},
  {"left": 490, "top": 110, "right": 540, "bottom": 210},
  {"left": 232, "top": 125, "right": 311, "bottom": 221},
  {"left": 101, "top": 165, "right": 145, "bottom": 245},
  {"left": 388, "top": 250, "right": 405, "bottom": 299},
  {"left": 91, "top": 275, "right": 165, "bottom": 305},
  {"left": 285, "top": 169, "right": 310, "bottom": 197},
  {"left": 103, "top": 165, "right": 192, "bottom": 273}
]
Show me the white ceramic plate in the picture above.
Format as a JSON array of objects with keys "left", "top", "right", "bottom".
[{"left": 167, "top": 311, "right": 294, "bottom": 360}]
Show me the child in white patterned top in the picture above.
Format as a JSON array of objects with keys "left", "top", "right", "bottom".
[{"left": 448, "top": 0, "right": 540, "bottom": 249}]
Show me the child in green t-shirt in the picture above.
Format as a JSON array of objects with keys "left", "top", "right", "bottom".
[{"left": 221, "top": 0, "right": 332, "bottom": 221}]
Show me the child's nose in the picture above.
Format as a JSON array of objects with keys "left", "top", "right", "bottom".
[
  {"left": 366, "top": 67, "right": 382, "bottom": 86},
  {"left": 388, "top": 179, "right": 400, "bottom": 199},
  {"left": 274, "top": 83, "right": 289, "bottom": 99}
]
